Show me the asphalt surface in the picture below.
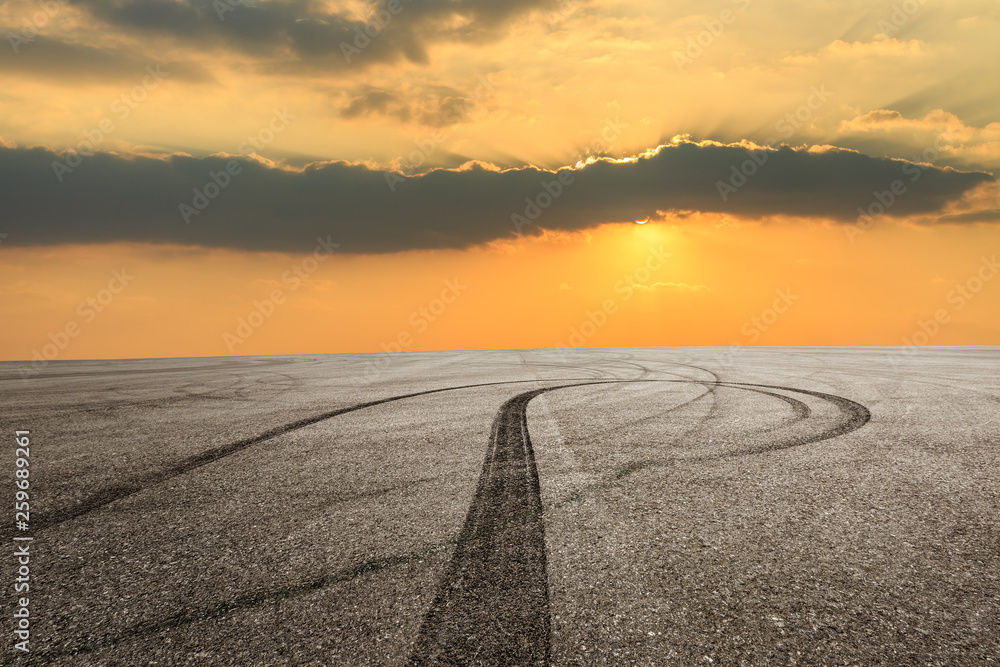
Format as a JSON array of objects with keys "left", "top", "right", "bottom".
[{"left": 1, "top": 347, "right": 998, "bottom": 666}]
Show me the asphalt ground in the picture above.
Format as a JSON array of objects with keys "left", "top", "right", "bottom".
[{"left": 1, "top": 347, "right": 997, "bottom": 665}]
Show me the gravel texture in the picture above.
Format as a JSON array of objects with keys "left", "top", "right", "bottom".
[{"left": 1, "top": 347, "right": 997, "bottom": 666}]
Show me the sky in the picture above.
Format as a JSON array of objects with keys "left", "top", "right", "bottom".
[{"left": 1, "top": 0, "right": 999, "bottom": 363}]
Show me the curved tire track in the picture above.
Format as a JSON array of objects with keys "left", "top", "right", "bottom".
[
  {"left": 22, "top": 379, "right": 593, "bottom": 534},
  {"left": 24, "top": 374, "right": 870, "bottom": 664},
  {"left": 409, "top": 380, "right": 868, "bottom": 665},
  {"left": 409, "top": 388, "right": 556, "bottom": 666}
]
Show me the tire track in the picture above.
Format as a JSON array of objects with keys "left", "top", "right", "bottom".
[
  {"left": 27, "top": 378, "right": 870, "bottom": 664},
  {"left": 723, "top": 382, "right": 869, "bottom": 453},
  {"left": 19, "top": 378, "right": 592, "bottom": 535},
  {"left": 408, "top": 380, "right": 860, "bottom": 665},
  {"left": 0, "top": 357, "right": 293, "bottom": 383},
  {"left": 573, "top": 383, "right": 811, "bottom": 448},
  {"left": 409, "top": 389, "right": 554, "bottom": 666}
]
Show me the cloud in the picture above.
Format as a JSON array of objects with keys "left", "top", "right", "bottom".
[
  {"left": 839, "top": 109, "right": 981, "bottom": 137},
  {"left": 826, "top": 36, "right": 924, "bottom": 58},
  {"left": 836, "top": 109, "right": 1000, "bottom": 170},
  {"left": 0, "top": 33, "right": 211, "bottom": 82},
  {"left": 781, "top": 36, "right": 924, "bottom": 66},
  {"left": 885, "top": 72, "right": 1000, "bottom": 129},
  {"left": 937, "top": 209, "right": 1000, "bottom": 224},
  {"left": 64, "top": 0, "right": 560, "bottom": 73},
  {"left": 0, "top": 139, "right": 993, "bottom": 254},
  {"left": 339, "top": 85, "right": 492, "bottom": 127},
  {"left": 341, "top": 89, "right": 400, "bottom": 118}
]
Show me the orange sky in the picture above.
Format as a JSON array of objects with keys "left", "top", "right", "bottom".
[
  {"left": 1, "top": 0, "right": 999, "bottom": 362},
  {"left": 3, "top": 217, "right": 998, "bottom": 363}
]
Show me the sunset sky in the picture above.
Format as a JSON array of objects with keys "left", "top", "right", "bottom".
[{"left": 2, "top": 0, "right": 999, "bottom": 362}]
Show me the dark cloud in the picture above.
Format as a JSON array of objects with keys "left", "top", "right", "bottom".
[
  {"left": 937, "top": 210, "right": 1000, "bottom": 224},
  {"left": 0, "top": 33, "right": 211, "bottom": 82},
  {"left": 339, "top": 85, "right": 491, "bottom": 127},
  {"left": 341, "top": 89, "right": 406, "bottom": 119},
  {"left": 0, "top": 141, "right": 992, "bottom": 254},
  {"left": 66, "top": 0, "right": 558, "bottom": 72}
]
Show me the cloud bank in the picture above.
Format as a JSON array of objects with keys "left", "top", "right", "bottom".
[
  {"left": 59, "top": 0, "right": 559, "bottom": 71},
  {"left": 0, "top": 139, "right": 993, "bottom": 253}
]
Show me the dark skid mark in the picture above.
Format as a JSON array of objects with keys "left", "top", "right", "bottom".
[
  {"left": 757, "top": 388, "right": 811, "bottom": 420},
  {"left": 20, "top": 378, "right": 591, "bottom": 535},
  {"left": 408, "top": 388, "right": 554, "bottom": 666},
  {"left": 740, "top": 387, "right": 812, "bottom": 434},
  {"left": 408, "top": 380, "right": 866, "bottom": 665},
  {"left": 724, "top": 382, "right": 870, "bottom": 453},
  {"left": 0, "top": 357, "right": 293, "bottom": 382},
  {"left": 29, "top": 377, "right": 871, "bottom": 663}
]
